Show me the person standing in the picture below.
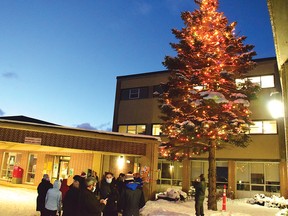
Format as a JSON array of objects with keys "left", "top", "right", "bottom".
[
  {"left": 62, "top": 175, "right": 84, "bottom": 216},
  {"left": 60, "top": 179, "right": 69, "bottom": 201},
  {"left": 116, "top": 173, "right": 126, "bottom": 195},
  {"left": 78, "top": 176, "right": 107, "bottom": 216},
  {"left": 193, "top": 174, "right": 206, "bottom": 216},
  {"left": 45, "top": 179, "right": 62, "bottom": 216},
  {"left": 100, "top": 172, "right": 119, "bottom": 216},
  {"left": 119, "top": 173, "right": 145, "bottom": 216},
  {"left": 36, "top": 174, "right": 53, "bottom": 216}
]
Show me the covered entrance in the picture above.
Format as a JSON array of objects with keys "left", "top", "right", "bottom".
[{"left": 0, "top": 118, "right": 160, "bottom": 200}]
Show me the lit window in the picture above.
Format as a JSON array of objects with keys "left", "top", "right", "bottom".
[
  {"left": 136, "top": 125, "right": 146, "bottom": 134},
  {"left": 118, "top": 126, "right": 127, "bottom": 133},
  {"left": 235, "top": 79, "right": 245, "bottom": 90},
  {"left": 127, "top": 125, "right": 137, "bottom": 134},
  {"left": 152, "top": 124, "right": 162, "bottom": 136},
  {"left": 26, "top": 154, "right": 37, "bottom": 183},
  {"left": 129, "top": 88, "right": 140, "bottom": 99},
  {"left": 236, "top": 75, "right": 274, "bottom": 89},
  {"left": 249, "top": 120, "right": 277, "bottom": 134},
  {"left": 118, "top": 125, "right": 146, "bottom": 135},
  {"left": 261, "top": 75, "right": 274, "bottom": 88},
  {"left": 248, "top": 77, "right": 261, "bottom": 86},
  {"left": 263, "top": 121, "right": 277, "bottom": 134},
  {"left": 249, "top": 121, "right": 263, "bottom": 134}
]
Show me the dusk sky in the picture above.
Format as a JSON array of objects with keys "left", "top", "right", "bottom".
[{"left": 0, "top": 0, "right": 275, "bottom": 131}]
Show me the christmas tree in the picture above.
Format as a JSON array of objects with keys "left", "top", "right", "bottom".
[{"left": 159, "top": 0, "right": 259, "bottom": 210}]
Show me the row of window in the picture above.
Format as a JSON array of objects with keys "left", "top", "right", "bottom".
[
  {"left": 0, "top": 152, "right": 37, "bottom": 184},
  {"left": 118, "top": 120, "right": 278, "bottom": 136},
  {"left": 236, "top": 162, "right": 279, "bottom": 192},
  {"left": 121, "top": 75, "right": 275, "bottom": 100},
  {"left": 156, "top": 160, "right": 280, "bottom": 193}
]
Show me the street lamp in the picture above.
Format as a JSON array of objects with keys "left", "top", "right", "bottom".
[{"left": 267, "top": 92, "right": 284, "bottom": 119}]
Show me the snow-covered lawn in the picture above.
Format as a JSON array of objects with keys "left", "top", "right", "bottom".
[
  {"left": 0, "top": 184, "right": 286, "bottom": 216},
  {"left": 140, "top": 198, "right": 283, "bottom": 216}
]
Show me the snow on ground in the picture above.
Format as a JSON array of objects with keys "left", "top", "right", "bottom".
[
  {"left": 140, "top": 198, "right": 282, "bottom": 216},
  {"left": 0, "top": 184, "right": 286, "bottom": 216},
  {"left": 0, "top": 185, "right": 38, "bottom": 216}
]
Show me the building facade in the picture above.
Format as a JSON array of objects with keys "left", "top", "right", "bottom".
[
  {"left": 112, "top": 57, "right": 288, "bottom": 198},
  {"left": 0, "top": 116, "right": 160, "bottom": 200}
]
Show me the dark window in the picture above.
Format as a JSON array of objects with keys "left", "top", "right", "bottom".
[
  {"left": 216, "top": 166, "right": 228, "bottom": 189},
  {"left": 120, "top": 87, "right": 149, "bottom": 100},
  {"left": 153, "top": 85, "right": 164, "bottom": 97}
]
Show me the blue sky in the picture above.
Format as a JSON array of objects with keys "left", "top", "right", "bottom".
[{"left": 0, "top": 0, "right": 275, "bottom": 131}]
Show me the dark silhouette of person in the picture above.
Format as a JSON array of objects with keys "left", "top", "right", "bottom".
[
  {"left": 78, "top": 177, "right": 107, "bottom": 216},
  {"left": 36, "top": 174, "right": 53, "bottom": 216},
  {"left": 62, "top": 175, "right": 85, "bottom": 216},
  {"left": 193, "top": 174, "right": 206, "bottom": 216},
  {"left": 119, "top": 173, "right": 145, "bottom": 216}
]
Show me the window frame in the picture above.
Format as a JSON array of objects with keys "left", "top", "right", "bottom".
[
  {"left": 249, "top": 120, "right": 277, "bottom": 134},
  {"left": 236, "top": 74, "right": 275, "bottom": 89},
  {"left": 118, "top": 124, "right": 146, "bottom": 135},
  {"left": 129, "top": 88, "right": 140, "bottom": 99}
]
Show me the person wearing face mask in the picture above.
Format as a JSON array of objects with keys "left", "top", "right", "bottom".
[
  {"left": 100, "top": 172, "right": 119, "bottom": 216},
  {"left": 78, "top": 177, "right": 107, "bottom": 216}
]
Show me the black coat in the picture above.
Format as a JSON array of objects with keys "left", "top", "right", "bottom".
[
  {"left": 100, "top": 179, "right": 119, "bottom": 215},
  {"left": 194, "top": 180, "right": 206, "bottom": 199},
  {"left": 36, "top": 179, "right": 53, "bottom": 211},
  {"left": 119, "top": 182, "right": 145, "bottom": 216},
  {"left": 78, "top": 188, "right": 105, "bottom": 216},
  {"left": 62, "top": 186, "right": 80, "bottom": 216}
]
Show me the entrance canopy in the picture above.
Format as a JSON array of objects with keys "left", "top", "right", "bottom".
[{"left": 0, "top": 119, "right": 160, "bottom": 155}]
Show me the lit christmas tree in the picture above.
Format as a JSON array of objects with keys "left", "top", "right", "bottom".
[{"left": 159, "top": 0, "right": 260, "bottom": 210}]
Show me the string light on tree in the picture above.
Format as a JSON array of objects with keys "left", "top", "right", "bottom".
[{"left": 158, "top": 0, "right": 260, "bottom": 211}]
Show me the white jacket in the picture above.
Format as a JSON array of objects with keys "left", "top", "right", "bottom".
[{"left": 45, "top": 180, "right": 62, "bottom": 211}]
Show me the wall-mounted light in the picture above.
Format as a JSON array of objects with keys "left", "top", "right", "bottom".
[
  {"left": 117, "top": 156, "right": 125, "bottom": 170},
  {"left": 268, "top": 92, "right": 284, "bottom": 119}
]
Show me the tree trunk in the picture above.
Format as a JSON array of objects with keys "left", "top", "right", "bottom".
[{"left": 208, "top": 140, "right": 217, "bottom": 210}]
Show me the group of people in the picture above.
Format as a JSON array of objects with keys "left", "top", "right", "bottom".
[{"left": 36, "top": 171, "right": 145, "bottom": 216}]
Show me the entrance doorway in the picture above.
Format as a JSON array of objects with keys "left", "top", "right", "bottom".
[{"left": 45, "top": 155, "right": 70, "bottom": 181}]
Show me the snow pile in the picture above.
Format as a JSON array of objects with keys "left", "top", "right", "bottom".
[
  {"left": 247, "top": 194, "right": 288, "bottom": 209},
  {"left": 155, "top": 188, "right": 188, "bottom": 201},
  {"left": 276, "top": 209, "right": 288, "bottom": 216},
  {"left": 140, "top": 199, "right": 193, "bottom": 216}
]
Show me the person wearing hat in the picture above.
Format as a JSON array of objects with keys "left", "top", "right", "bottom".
[
  {"left": 119, "top": 173, "right": 145, "bottom": 216},
  {"left": 193, "top": 174, "right": 206, "bottom": 216},
  {"left": 62, "top": 175, "right": 85, "bottom": 216},
  {"left": 36, "top": 174, "right": 53, "bottom": 216}
]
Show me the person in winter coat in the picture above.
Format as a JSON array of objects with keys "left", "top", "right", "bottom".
[
  {"left": 78, "top": 176, "right": 107, "bottom": 216},
  {"left": 193, "top": 174, "right": 206, "bottom": 216},
  {"left": 36, "top": 174, "right": 53, "bottom": 216},
  {"left": 100, "top": 172, "right": 119, "bottom": 216},
  {"left": 45, "top": 179, "right": 62, "bottom": 216},
  {"left": 62, "top": 175, "right": 85, "bottom": 216},
  {"left": 60, "top": 179, "right": 69, "bottom": 201},
  {"left": 119, "top": 173, "right": 145, "bottom": 216},
  {"left": 116, "top": 173, "right": 126, "bottom": 195},
  {"left": 133, "top": 173, "right": 143, "bottom": 189}
]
